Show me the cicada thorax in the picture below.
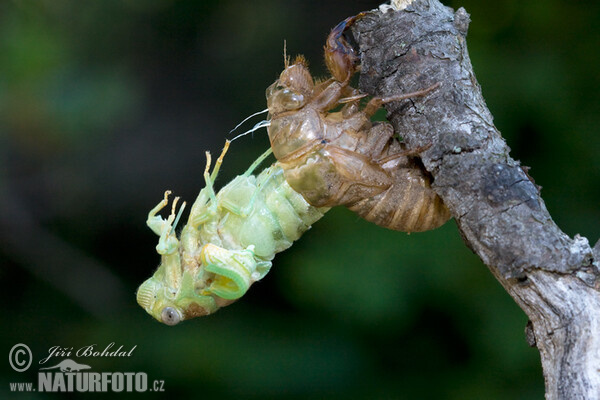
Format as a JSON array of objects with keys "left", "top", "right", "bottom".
[
  {"left": 271, "top": 107, "right": 392, "bottom": 208},
  {"left": 269, "top": 106, "right": 450, "bottom": 232},
  {"left": 212, "top": 164, "right": 327, "bottom": 259}
]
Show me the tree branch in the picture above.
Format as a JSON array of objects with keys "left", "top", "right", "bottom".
[{"left": 351, "top": 1, "right": 600, "bottom": 398}]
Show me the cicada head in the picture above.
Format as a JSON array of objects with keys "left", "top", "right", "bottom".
[
  {"left": 138, "top": 190, "right": 223, "bottom": 325},
  {"left": 137, "top": 243, "right": 272, "bottom": 325},
  {"left": 136, "top": 254, "right": 221, "bottom": 326},
  {"left": 266, "top": 56, "right": 314, "bottom": 115}
]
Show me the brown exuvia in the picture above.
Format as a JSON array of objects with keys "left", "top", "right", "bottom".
[{"left": 266, "top": 14, "right": 450, "bottom": 232}]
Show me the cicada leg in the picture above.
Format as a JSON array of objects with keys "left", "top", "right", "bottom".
[
  {"left": 243, "top": 147, "right": 273, "bottom": 177},
  {"left": 362, "top": 82, "right": 441, "bottom": 118},
  {"left": 147, "top": 190, "right": 186, "bottom": 255},
  {"left": 189, "top": 141, "right": 231, "bottom": 228},
  {"left": 339, "top": 87, "right": 368, "bottom": 118},
  {"left": 324, "top": 13, "right": 367, "bottom": 83},
  {"left": 147, "top": 190, "right": 172, "bottom": 236},
  {"left": 210, "top": 140, "right": 230, "bottom": 182}
]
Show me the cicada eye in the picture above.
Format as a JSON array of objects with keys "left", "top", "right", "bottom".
[
  {"left": 161, "top": 307, "right": 181, "bottom": 326},
  {"left": 280, "top": 89, "right": 305, "bottom": 110}
]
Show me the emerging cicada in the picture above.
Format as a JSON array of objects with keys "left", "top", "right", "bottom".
[
  {"left": 266, "top": 15, "right": 451, "bottom": 232},
  {"left": 138, "top": 14, "right": 452, "bottom": 325},
  {"left": 137, "top": 142, "right": 327, "bottom": 325}
]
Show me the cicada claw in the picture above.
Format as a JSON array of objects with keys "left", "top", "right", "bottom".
[
  {"left": 324, "top": 12, "right": 367, "bottom": 83},
  {"left": 146, "top": 190, "right": 186, "bottom": 256}
]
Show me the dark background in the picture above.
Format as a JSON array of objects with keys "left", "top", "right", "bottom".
[{"left": 2, "top": 0, "right": 599, "bottom": 398}]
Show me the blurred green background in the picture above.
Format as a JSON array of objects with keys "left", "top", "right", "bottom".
[{"left": 2, "top": 0, "right": 599, "bottom": 398}]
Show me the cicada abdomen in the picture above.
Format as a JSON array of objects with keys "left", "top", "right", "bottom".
[
  {"left": 345, "top": 125, "right": 450, "bottom": 232},
  {"left": 137, "top": 141, "right": 328, "bottom": 325},
  {"left": 265, "top": 15, "right": 451, "bottom": 232}
]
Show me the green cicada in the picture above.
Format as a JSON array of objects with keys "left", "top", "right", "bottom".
[{"left": 136, "top": 141, "right": 328, "bottom": 325}]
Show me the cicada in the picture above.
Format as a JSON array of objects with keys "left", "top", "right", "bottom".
[
  {"left": 136, "top": 141, "right": 327, "bottom": 325},
  {"left": 266, "top": 15, "right": 451, "bottom": 232},
  {"left": 137, "top": 14, "right": 452, "bottom": 325}
]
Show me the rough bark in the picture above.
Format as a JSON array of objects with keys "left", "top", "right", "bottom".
[{"left": 350, "top": 1, "right": 600, "bottom": 399}]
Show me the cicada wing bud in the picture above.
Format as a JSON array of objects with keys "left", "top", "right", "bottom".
[{"left": 200, "top": 244, "right": 264, "bottom": 300}]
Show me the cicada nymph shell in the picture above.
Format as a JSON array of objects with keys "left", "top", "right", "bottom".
[{"left": 266, "top": 15, "right": 451, "bottom": 232}]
